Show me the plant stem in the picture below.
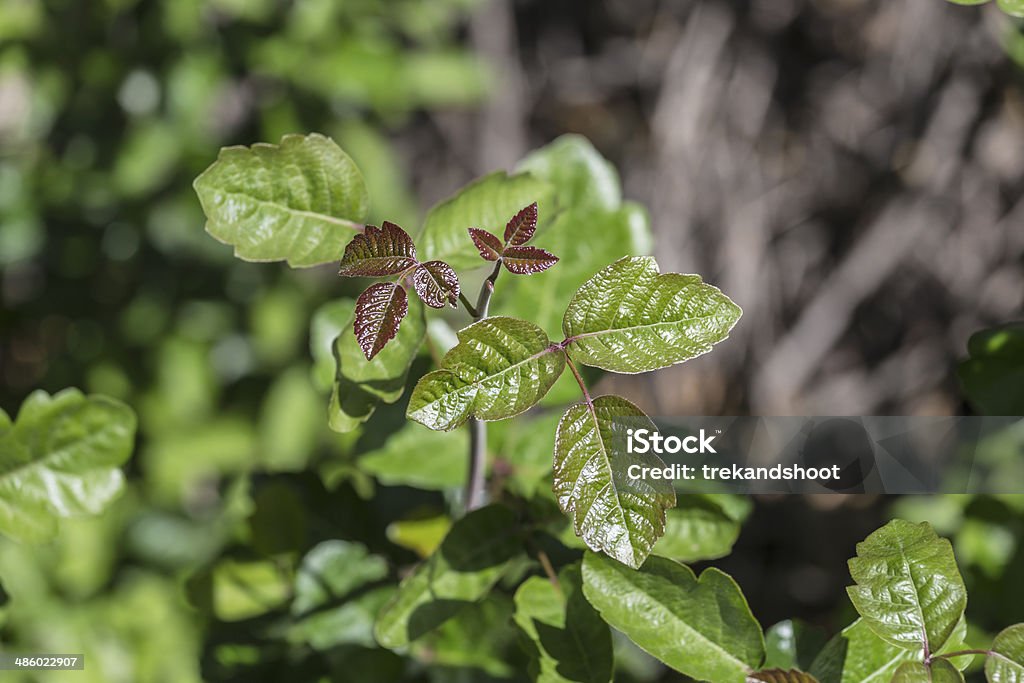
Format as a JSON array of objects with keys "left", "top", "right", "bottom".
[
  {"left": 565, "top": 355, "right": 592, "bottom": 406},
  {"left": 932, "top": 648, "right": 1002, "bottom": 663},
  {"left": 464, "top": 260, "right": 503, "bottom": 512}
]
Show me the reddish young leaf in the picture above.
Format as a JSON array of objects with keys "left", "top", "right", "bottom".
[
  {"left": 413, "top": 260, "right": 460, "bottom": 308},
  {"left": 339, "top": 221, "right": 418, "bottom": 277},
  {"left": 354, "top": 282, "right": 408, "bottom": 360},
  {"left": 502, "top": 245, "right": 559, "bottom": 274},
  {"left": 503, "top": 202, "right": 539, "bottom": 246},
  {"left": 468, "top": 228, "right": 502, "bottom": 261}
]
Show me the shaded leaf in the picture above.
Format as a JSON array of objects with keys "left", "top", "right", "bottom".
[
  {"left": 987, "top": 623, "right": 1024, "bottom": 682},
  {"left": 513, "top": 562, "right": 613, "bottom": 683},
  {"left": 764, "top": 620, "right": 828, "bottom": 672},
  {"left": 654, "top": 495, "right": 743, "bottom": 563},
  {"left": 563, "top": 256, "right": 742, "bottom": 374},
  {"left": 503, "top": 245, "right": 559, "bottom": 275},
  {"left": 958, "top": 322, "right": 1024, "bottom": 415},
  {"left": 748, "top": 670, "right": 819, "bottom": 683},
  {"left": 412, "top": 259, "right": 460, "bottom": 309},
  {"left": 330, "top": 295, "right": 425, "bottom": 432},
  {"left": 407, "top": 317, "right": 566, "bottom": 431},
  {"left": 359, "top": 423, "right": 467, "bottom": 490},
  {"left": 419, "top": 171, "right": 553, "bottom": 269},
  {"left": 354, "top": 282, "right": 409, "bottom": 360},
  {"left": 411, "top": 595, "right": 519, "bottom": 677},
  {"left": 504, "top": 201, "right": 539, "bottom": 245},
  {"left": 338, "top": 221, "right": 417, "bottom": 277},
  {"left": 374, "top": 505, "right": 524, "bottom": 648},
  {"left": 581, "top": 552, "right": 765, "bottom": 682},
  {"left": 469, "top": 227, "right": 503, "bottom": 261},
  {"left": 553, "top": 395, "right": 675, "bottom": 569},
  {"left": 194, "top": 133, "right": 368, "bottom": 267},
  {"left": 892, "top": 660, "right": 962, "bottom": 683},
  {"left": 847, "top": 520, "right": 966, "bottom": 653},
  {"left": 0, "top": 389, "right": 136, "bottom": 542},
  {"left": 290, "top": 540, "right": 391, "bottom": 650}
]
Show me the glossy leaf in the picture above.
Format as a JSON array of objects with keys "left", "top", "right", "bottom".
[
  {"left": 504, "top": 201, "right": 539, "bottom": 245},
  {"left": 469, "top": 227, "right": 503, "bottom": 261},
  {"left": 359, "top": 423, "right": 467, "bottom": 490},
  {"left": 290, "top": 540, "right": 392, "bottom": 650},
  {"left": 747, "top": 670, "right": 820, "bottom": 683},
  {"left": 553, "top": 395, "right": 675, "bottom": 569},
  {"left": 987, "top": 624, "right": 1024, "bottom": 682},
  {"left": 194, "top": 133, "right": 368, "bottom": 267},
  {"left": 374, "top": 505, "right": 524, "bottom": 648},
  {"left": 847, "top": 519, "right": 966, "bottom": 653},
  {"left": 810, "top": 617, "right": 968, "bottom": 683},
  {"left": 892, "top": 660, "right": 963, "bottom": 683},
  {"left": 581, "top": 552, "right": 765, "bottom": 682},
  {"left": 419, "top": 171, "right": 553, "bottom": 269},
  {"left": 0, "top": 389, "right": 136, "bottom": 542},
  {"left": 338, "top": 221, "right": 417, "bottom": 277},
  {"left": 563, "top": 256, "right": 742, "bottom": 374},
  {"left": 503, "top": 245, "right": 559, "bottom": 275},
  {"left": 412, "top": 260, "right": 460, "bottom": 308},
  {"left": 354, "top": 282, "right": 409, "bottom": 360},
  {"left": 406, "top": 317, "right": 566, "bottom": 431},
  {"left": 513, "top": 562, "right": 612, "bottom": 683},
  {"left": 654, "top": 495, "right": 743, "bottom": 563},
  {"left": 330, "top": 295, "right": 425, "bottom": 433}
]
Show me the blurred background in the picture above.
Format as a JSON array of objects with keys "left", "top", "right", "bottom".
[{"left": 1, "top": 0, "right": 1024, "bottom": 681}]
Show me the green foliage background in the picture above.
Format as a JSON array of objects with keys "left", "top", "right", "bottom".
[{"left": 2, "top": 1, "right": 1024, "bottom": 682}]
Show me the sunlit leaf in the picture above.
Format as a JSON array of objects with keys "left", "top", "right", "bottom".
[
  {"left": 187, "top": 558, "right": 291, "bottom": 622},
  {"left": 0, "top": 389, "right": 136, "bottom": 543},
  {"left": 412, "top": 260, "right": 460, "bottom": 309},
  {"left": 581, "top": 552, "right": 765, "bottom": 682},
  {"left": 987, "top": 624, "right": 1024, "bottom": 682},
  {"left": 503, "top": 245, "right": 559, "bottom": 275},
  {"left": 553, "top": 395, "right": 675, "bottom": 569},
  {"left": 338, "top": 221, "right": 417, "bottom": 277},
  {"left": 847, "top": 520, "right": 966, "bottom": 653},
  {"left": 387, "top": 514, "right": 451, "bottom": 559},
  {"left": 504, "top": 201, "right": 539, "bottom": 246},
  {"left": 359, "top": 423, "right": 467, "bottom": 490},
  {"left": 354, "top": 282, "right": 409, "bottom": 360},
  {"left": 563, "top": 256, "right": 742, "bottom": 374},
  {"left": 194, "top": 133, "right": 368, "bottom": 267},
  {"left": 406, "top": 317, "right": 566, "bottom": 431},
  {"left": 374, "top": 505, "right": 524, "bottom": 648}
]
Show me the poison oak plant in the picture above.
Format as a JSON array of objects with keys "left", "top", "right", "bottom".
[{"left": 191, "top": 133, "right": 1024, "bottom": 682}]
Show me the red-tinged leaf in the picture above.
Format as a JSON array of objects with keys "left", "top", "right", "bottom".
[
  {"left": 468, "top": 228, "right": 502, "bottom": 261},
  {"left": 339, "top": 221, "right": 418, "bottom": 277},
  {"left": 503, "top": 202, "right": 538, "bottom": 246},
  {"left": 354, "top": 283, "right": 408, "bottom": 360},
  {"left": 502, "top": 246, "right": 559, "bottom": 275},
  {"left": 413, "top": 260, "right": 460, "bottom": 309}
]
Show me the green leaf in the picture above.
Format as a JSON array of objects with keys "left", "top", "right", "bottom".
[
  {"left": 418, "top": 171, "right": 553, "bottom": 269},
  {"left": 810, "top": 618, "right": 968, "bottom": 683},
  {"left": 374, "top": 504, "right": 525, "bottom": 649},
  {"left": 958, "top": 323, "right": 1024, "bottom": 415},
  {"left": 764, "top": 620, "right": 828, "bottom": 672},
  {"left": 387, "top": 513, "right": 451, "bottom": 559},
  {"left": 517, "top": 134, "right": 622, "bottom": 213},
  {"left": 194, "top": 133, "right": 368, "bottom": 267},
  {"left": 563, "top": 256, "right": 742, "bottom": 374},
  {"left": 892, "top": 660, "right": 963, "bottom": 682},
  {"left": 290, "top": 540, "right": 392, "bottom": 650},
  {"left": 747, "top": 670, "right": 820, "bottom": 683},
  {"left": 554, "top": 395, "right": 675, "bottom": 569},
  {"left": 187, "top": 558, "right": 291, "bottom": 622},
  {"left": 411, "top": 595, "right": 520, "bottom": 677},
  {"left": 513, "top": 563, "right": 613, "bottom": 683},
  {"left": 330, "top": 294, "right": 425, "bottom": 433},
  {"left": 359, "top": 422, "right": 467, "bottom": 490},
  {"left": 847, "top": 520, "right": 967, "bottom": 653},
  {"left": 987, "top": 624, "right": 1024, "bottom": 682},
  {"left": 998, "top": 0, "right": 1024, "bottom": 17},
  {"left": 0, "top": 389, "right": 136, "bottom": 542},
  {"left": 581, "top": 552, "right": 765, "bottom": 682},
  {"left": 653, "top": 495, "right": 743, "bottom": 563},
  {"left": 406, "top": 317, "right": 566, "bottom": 431}
]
